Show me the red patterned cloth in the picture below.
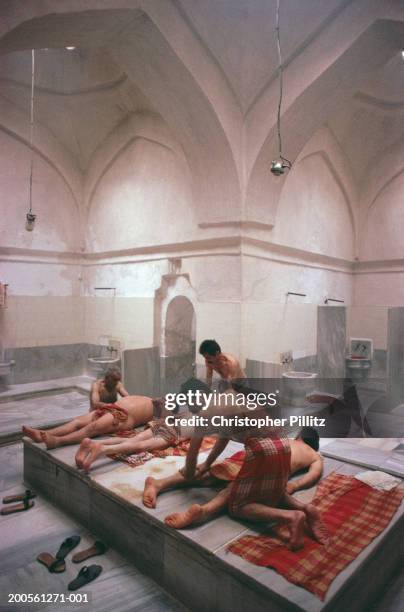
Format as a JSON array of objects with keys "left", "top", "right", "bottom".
[
  {"left": 94, "top": 403, "right": 128, "bottom": 427},
  {"left": 210, "top": 450, "right": 245, "bottom": 481},
  {"left": 112, "top": 435, "right": 217, "bottom": 467},
  {"left": 227, "top": 437, "right": 291, "bottom": 513},
  {"left": 228, "top": 472, "right": 404, "bottom": 600}
]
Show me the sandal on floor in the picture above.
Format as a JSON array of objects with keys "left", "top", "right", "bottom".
[
  {"left": 72, "top": 541, "right": 108, "bottom": 563},
  {"left": 37, "top": 552, "right": 66, "bottom": 573},
  {"left": 3, "top": 489, "right": 36, "bottom": 504},
  {"left": 55, "top": 535, "right": 81, "bottom": 561},
  {"left": 1, "top": 497, "right": 34, "bottom": 515},
  {"left": 68, "top": 565, "right": 102, "bottom": 591}
]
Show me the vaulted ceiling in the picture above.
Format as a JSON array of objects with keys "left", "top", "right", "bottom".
[{"left": 0, "top": 0, "right": 403, "bottom": 218}]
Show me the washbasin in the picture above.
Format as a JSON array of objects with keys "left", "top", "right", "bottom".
[
  {"left": 0, "top": 360, "right": 15, "bottom": 376},
  {"left": 282, "top": 371, "right": 317, "bottom": 379},
  {"left": 88, "top": 357, "right": 120, "bottom": 365}
]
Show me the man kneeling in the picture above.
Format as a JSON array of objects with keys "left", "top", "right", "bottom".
[{"left": 143, "top": 426, "right": 328, "bottom": 550}]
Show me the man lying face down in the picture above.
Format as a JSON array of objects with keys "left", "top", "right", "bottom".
[
  {"left": 142, "top": 389, "right": 329, "bottom": 551},
  {"left": 75, "top": 378, "right": 212, "bottom": 471},
  {"left": 22, "top": 393, "right": 156, "bottom": 450}
]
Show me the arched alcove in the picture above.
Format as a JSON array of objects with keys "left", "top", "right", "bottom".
[
  {"left": 164, "top": 295, "right": 196, "bottom": 388},
  {"left": 154, "top": 273, "right": 197, "bottom": 392}
]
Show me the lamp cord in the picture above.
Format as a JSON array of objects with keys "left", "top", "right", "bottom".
[
  {"left": 28, "top": 49, "right": 35, "bottom": 214},
  {"left": 275, "top": 0, "right": 291, "bottom": 168}
]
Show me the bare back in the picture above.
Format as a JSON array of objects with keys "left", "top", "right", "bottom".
[
  {"left": 116, "top": 395, "right": 154, "bottom": 428},
  {"left": 210, "top": 353, "right": 246, "bottom": 380},
  {"left": 289, "top": 439, "right": 320, "bottom": 474}
]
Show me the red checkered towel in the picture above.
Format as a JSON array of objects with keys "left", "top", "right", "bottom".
[
  {"left": 227, "top": 437, "right": 291, "bottom": 514},
  {"left": 228, "top": 472, "right": 404, "bottom": 600}
]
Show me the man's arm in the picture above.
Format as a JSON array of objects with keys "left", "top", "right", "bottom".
[
  {"left": 182, "top": 435, "right": 203, "bottom": 480},
  {"left": 206, "top": 364, "right": 213, "bottom": 388},
  {"left": 287, "top": 457, "right": 323, "bottom": 494},
  {"left": 90, "top": 381, "right": 101, "bottom": 411},
  {"left": 117, "top": 381, "right": 129, "bottom": 398},
  {"left": 197, "top": 437, "right": 229, "bottom": 474}
]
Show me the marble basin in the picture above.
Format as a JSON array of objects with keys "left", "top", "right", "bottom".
[
  {"left": 88, "top": 357, "right": 120, "bottom": 365},
  {"left": 282, "top": 371, "right": 317, "bottom": 379},
  {"left": 281, "top": 371, "right": 318, "bottom": 409},
  {"left": 0, "top": 360, "right": 15, "bottom": 376},
  {"left": 87, "top": 356, "right": 120, "bottom": 375}
]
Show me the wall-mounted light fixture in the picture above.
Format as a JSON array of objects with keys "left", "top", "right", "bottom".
[{"left": 270, "top": 0, "right": 292, "bottom": 177}]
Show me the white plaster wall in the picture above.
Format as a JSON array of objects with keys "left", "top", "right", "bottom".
[
  {"left": 272, "top": 154, "right": 355, "bottom": 260},
  {"left": 241, "top": 256, "right": 353, "bottom": 363},
  {"left": 86, "top": 137, "right": 196, "bottom": 252},
  {"left": 82, "top": 255, "right": 242, "bottom": 359},
  {"left": 360, "top": 170, "right": 404, "bottom": 261},
  {"left": 0, "top": 296, "right": 85, "bottom": 349},
  {"left": 0, "top": 131, "right": 82, "bottom": 252},
  {"left": 354, "top": 273, "right": 404, "bottom": 307},
  {"left": 347, "top": 306, "right": 388, "bottom": 350}
]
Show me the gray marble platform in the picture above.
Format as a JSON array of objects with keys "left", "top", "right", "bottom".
[
  {"left": 23, "top": 438, "right": 404, "bottom": 612},
  {"left": 0, "top": 376, "right": 92, "bottom": 444},
  {"left": 321, "top": 439, "right": 404, "bottom": 478}
]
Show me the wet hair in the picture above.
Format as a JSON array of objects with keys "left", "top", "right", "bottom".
[
  {"left": 199, "top": 339, "right": 221, "bottom": 357},
  {"left": 104, "top": 367, "right": 121, "bottom": 381},
  {"left": 298, "top": 427, "right": 320, "bottom": 451}
]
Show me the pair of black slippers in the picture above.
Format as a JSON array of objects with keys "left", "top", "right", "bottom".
[
  {"left": 1, "top": 489, "right": 36, "bottom": 515},
  {"left": 37, "top": 535, "right": 106, "bottom": 590}
]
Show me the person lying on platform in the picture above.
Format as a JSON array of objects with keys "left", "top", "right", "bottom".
[
  {"left": 75, "top": 378, "right": 213, "bottom": 471},
  {"left": 199, "top": 339, "right": 246, "bottom": 389},
  {"left": 143, "top": 426, "right": 328, "bottom": 551},
  {"left": 75, "top": 416, "right": 195, "bottom": 471},
  {"left": 90, "top": 367, "right": 129, "bottom": 412},
  {"left": 22, "top": 394, "right": 155, "bottom": 450}
]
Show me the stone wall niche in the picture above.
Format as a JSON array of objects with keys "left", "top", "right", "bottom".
[{"left": 154, "top": 274, "right": 197, "bottom": 394}]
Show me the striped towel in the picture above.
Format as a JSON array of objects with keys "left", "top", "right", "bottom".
[{"left": 228, "top": 472, "right": 404, "bottom": 600}]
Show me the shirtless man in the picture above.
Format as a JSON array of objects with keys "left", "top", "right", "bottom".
[
  {"left": 143, "top": 425, "right": 328, "bottom": 550},
  {"left": 22, "top": 394, "right": 154, "bottom": 450},
  {"left": 199, "top": 339, "right": 246, "bottom": 389},
  {"left": 90, "top": 367, "right": 129, "bottom": 411},
  {"left": 75, "top": 378, "right": 212, "bottom": 471}
]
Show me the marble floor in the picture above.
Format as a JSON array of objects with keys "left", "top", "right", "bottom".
[
  {"left": 0, "top": 442, "right": 188, "bottom": 612},
  {"left": 0, "top": 391, "right": 89, "bottom": 439},
  {"left": 0, "top": 376, "right": 93, "bottom": 441}
]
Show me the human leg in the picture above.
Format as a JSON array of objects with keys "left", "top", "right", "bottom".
[
  {"left": 164, "top": 484, "right": 231, "bottom": 528},
  {"left": 231, "top": 502, "right": 306, "bottom": 551}
]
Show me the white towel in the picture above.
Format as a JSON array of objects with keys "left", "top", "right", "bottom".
[{"left": 354, "top": 470, "right": 400, "bottom": 491}]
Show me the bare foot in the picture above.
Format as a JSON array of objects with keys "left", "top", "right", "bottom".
[
  {"left": 305, "top": 504, "right": 330, "bottom": 545},
  {"left": 75, "top": 438, "right": 92, "bottom": 469},
  {"left": 164, "top": 504, "right": 205, "bottom": 529},
  {"left": 22, "top": 426, "right": 43, "bottom": 443},
  {"left": 82, "top": 441, "right": 103, "bottom": 472},
  {"left": 288, "top": 510, "right": 306, "bottom": 551},
  {"left": 40, "top": 430, "right": 58, "bottom": 450},
  {"left": 143, "top": 477, "right": 161, "bottom": 508}
]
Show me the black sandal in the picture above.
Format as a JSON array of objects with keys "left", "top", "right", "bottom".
[
  {"left": 68, "top": 565, "right": 102, "bottom": 591},
  {"left": 55, "top": 535, "right": 81, "bottom": 561},
  {"left": 1, "top": 497, "right": 34, "bottom": 515},
  {"left": 3, "top": 489, "right": 36, "bottom": 504}
]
